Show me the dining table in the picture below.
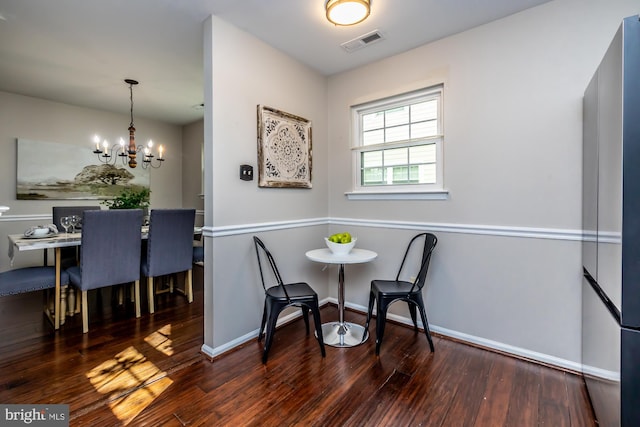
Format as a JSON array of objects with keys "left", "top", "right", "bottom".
[
  {"left": 7, "top": 226, "right": 202, "bottom": 330},
  {"left": 305, "top": 247, "right": 377, "bottom": 347}
]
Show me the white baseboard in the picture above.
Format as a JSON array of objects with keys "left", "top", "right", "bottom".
[{"left": 201, "top": 297, "right": 585, "bottom": 374}]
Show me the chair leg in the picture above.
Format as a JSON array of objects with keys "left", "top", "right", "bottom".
[
  {"left": 408, "top": 303, "right": 418, "bottom": 331},
  {"left": 134, "top": 280, "right": 141, "bottom": 318},
  {"left": 262, "top": 302, "right": 282, "bottom": 364},
  {"left": 414, "top": 295, "right": 435, "bottom": 352},
  {"left": 363, "top": 290, "right": 376, "bottom": 338},
  {"left": 258, "top": 301, "right": 267, "bottom": 342},
  {"left": 301, "top": 307, "right": 310, "bottom": 334},
  {"left": 147, "top": 276, "right": 155, "bottom": 314},
  {"left": 375, "top": 299, "right": 390, "bottom": 356},
  {"left": 310, "top": 301, "right": 326, "bottom": 357},
  {"left": 186, "top": 269, "right": 193, "bottom": 303},
  {"left": 81, "top": 290, "right": 89, "bottom": 334},
  {"left": 117, "top": 286, "right": 124, "bottom": 306}
]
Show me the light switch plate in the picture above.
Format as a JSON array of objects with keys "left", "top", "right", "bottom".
[{"left": 240, "top": 164, "right": 253, "bottom": 181}]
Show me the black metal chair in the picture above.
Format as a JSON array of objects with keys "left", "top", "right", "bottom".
[
  {"left": 141, "top": 209, "right": 196, "bottom": 314},
  {"left": 364, "top": 232, "right": 438, "bottom": 355},
  {"left": 253, "top": 236, "right": 326, "bottom": 364},
  {"left": 66, "top": 209, "right": 143, "bottom": 333}
]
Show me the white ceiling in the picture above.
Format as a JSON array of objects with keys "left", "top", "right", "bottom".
[{"left": 0, "top": 0, "right": 552, "bottom": 126}]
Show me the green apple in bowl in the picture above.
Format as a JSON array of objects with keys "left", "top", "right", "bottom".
[{"left": 325, "top": 233, "right": 356, "bottom": 254}]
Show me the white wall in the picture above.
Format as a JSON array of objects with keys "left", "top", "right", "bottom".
[
  {"left": 325, "top": 0, "right": 638, "bottom": 367},
  {"left": 202, "top": 16, "right": 329, "bottom": 352},
  {"left": 182, "top": 119, "right": 204, "bottom": 226},
  {"left": 201, "top": 0, "right": 639, "bottom": 368},
  {"left": 0, "top": 91, "right": 183, "bottom": 271}
]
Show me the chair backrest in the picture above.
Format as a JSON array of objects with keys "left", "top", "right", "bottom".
[
  {"left": 253, "top": 236, "right": 290, "bottom": 300},
  {"left": 52, "top": 206, "right": 100, "bottom": 231},
  {"left": 79, "top": 209, "right": 143, "bottom": 290},
  {"left": 143, "top": 209, "right": 196, "bottom": 277},
  {"left": 396, "top": 233, "right": 437, "bottom": 292}
]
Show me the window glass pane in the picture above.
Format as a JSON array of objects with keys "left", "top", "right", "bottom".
[
  {"left": 363, "top": 129, "right": 384, "bottom": 146},
  {"left": 363, "top": 112, "right": 383, "bottom": 131},
  {"left": 409, "top": 165, "right": 420, "bottom": 182},
  {"left": 362, "top": 150, "right": 382, "bottom": 167},
  {"left": 384, "top": 147, "right": 408, "bottom": 166},
  {"left": 391, "top": 166, "right": 409, "bottom": 183},
  {"left": 411, "top": 120, "right": 438, "bottom": 139},
  {"left": 411, "top": 100, "right": 438, "bottom": 122},
  {"left": 362, "top": 167, "right": 383, "bottom": 185},
  {"left": 385, "top": 106, "right": 409, "bottom": 127},
  {"left": 417, "top": 164, "right": 437, "bottom": 184},
  {"left": 409, "top": 144, "right": 436, "bottom": 164},
  {"left": 385, "top": 125, "right": 409, "bottom": 143}
]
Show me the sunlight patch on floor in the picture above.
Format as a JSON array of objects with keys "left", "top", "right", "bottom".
[
  {"left": 144, "top": 324, "right": 173, "bottom": 356},
  {"left": 86, "top": 345, "right": 173, "bottom": 425}
]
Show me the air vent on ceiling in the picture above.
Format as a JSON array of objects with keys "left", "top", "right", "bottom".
[{"left": 340, "top": 30, "right": 384, "bottom": 53}]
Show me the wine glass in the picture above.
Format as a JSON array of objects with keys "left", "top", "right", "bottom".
[
  {"left": 70, "top": 215, "right": 80, "bottom": 233},
  {"left": 60, "top": 216, "right": 71, "bottom": 235}
]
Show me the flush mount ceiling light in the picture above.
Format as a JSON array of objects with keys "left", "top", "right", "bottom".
[{"left": 326, "top": 0, "right": 370, "bottom": 26}]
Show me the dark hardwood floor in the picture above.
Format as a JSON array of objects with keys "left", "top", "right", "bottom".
[{"left": 0, "top": 266, "right": 596, "bottom": 426}]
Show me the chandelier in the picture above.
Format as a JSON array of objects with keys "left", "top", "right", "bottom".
[{"left": 92, "top": 79, "right": 165, "bottom": 169}]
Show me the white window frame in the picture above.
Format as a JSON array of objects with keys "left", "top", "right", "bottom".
[{"left": 347, "top": 85, "right": 447, "bottom": 200}]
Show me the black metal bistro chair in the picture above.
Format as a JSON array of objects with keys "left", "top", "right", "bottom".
[
  {"left": 253, "top": 236, "right": 325, "bottom": 364},
  {"left": 364, "top": 232, "right": 438, "bottom": 355}
]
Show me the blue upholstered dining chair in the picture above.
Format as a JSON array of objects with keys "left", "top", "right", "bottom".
[
  {"left": 141, "top": 209, "right": 196, "bottom": 314},
  {"left": 0, "top": 266, "right": 69, "bottom": 297},
  {"left": 192, "top": 245, "right": 204, "bottom": 265},
  {"left": 52, "top": 206, "right": 101, "bottom": 269},
  {"left": 66, "top": 209, "right": 143, "bottom": 333}
]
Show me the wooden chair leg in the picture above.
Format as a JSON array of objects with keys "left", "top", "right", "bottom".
[
  {"left": 60, "top": 285, "right": 67, "bottom": 326},
  {"left": 82, "top": 290, "right": 89, "bottom": 334},
  {"left": 74, "top": 289, "right": 81, "bottom": 314},
  {"left": 186, "top": 269, "right": 193, "bottom": 303},
  {"left": 148, "top": 276, "right": 155, "bottom": 314},
  {"left": 134, "top": 280, "right": 141, "bottom": 318}
]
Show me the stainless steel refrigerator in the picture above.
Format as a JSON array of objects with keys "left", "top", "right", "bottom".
[{"left": 582, "top": 14, "right": 640, "bottom": 427}]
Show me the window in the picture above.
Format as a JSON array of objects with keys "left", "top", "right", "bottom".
[{"left": 350, "top": 85, "right": 446, "bottom": 199}]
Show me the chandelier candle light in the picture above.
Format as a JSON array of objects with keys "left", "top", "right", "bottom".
[{"left": 92, "top": 79, "right": 165, "bottom": 169}]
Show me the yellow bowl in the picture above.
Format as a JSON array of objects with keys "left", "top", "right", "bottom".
[{"left": 324, "top": 237, "right": 356, "bottom": 254}]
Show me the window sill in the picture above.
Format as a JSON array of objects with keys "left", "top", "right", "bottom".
[{"left": 345, "top": 190, "right": 449, "bottom": 200}]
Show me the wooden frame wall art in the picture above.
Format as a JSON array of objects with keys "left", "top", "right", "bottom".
[{"left": 257, "top": 105, "right": 312, "bottom": 188}]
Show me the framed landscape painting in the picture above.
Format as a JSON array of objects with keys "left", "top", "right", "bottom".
[
  {"left": 257, "top": 105, "right": 312, "bottom": 188},
  {"left": 16, "top": 138, "right": 150, "bottom": 200}
]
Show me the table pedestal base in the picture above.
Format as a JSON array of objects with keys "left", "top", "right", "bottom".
[{"left": 320, "top": 321, "right": 368, "bottom": 347}]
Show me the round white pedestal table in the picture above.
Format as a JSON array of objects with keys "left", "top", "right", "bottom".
[{"left": 305, "top": 247, "right": 377, "bottom": 347}]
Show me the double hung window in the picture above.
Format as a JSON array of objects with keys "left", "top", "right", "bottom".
[{"left": 351, "top": 85, "right": 444, "bottom": 198}]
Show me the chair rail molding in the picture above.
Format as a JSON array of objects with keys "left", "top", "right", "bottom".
[
  {"left": 201, "top": 217, "right": 583, "bottom": 242},
  {"left": 0, "top": 214, "right": 51, "bottom": 222}
]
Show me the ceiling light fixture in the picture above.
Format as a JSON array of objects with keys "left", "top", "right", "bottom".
[
  {"left": 92, "top": 79, "right": 165, "bottom": 169},
  {"left": 326, "top": 0, "right": 370, "bottom": 26}
]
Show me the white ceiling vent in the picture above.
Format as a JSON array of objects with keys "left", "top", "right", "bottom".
[{"left": 340, "top": 30, "right": 384, "bottom": 53}]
